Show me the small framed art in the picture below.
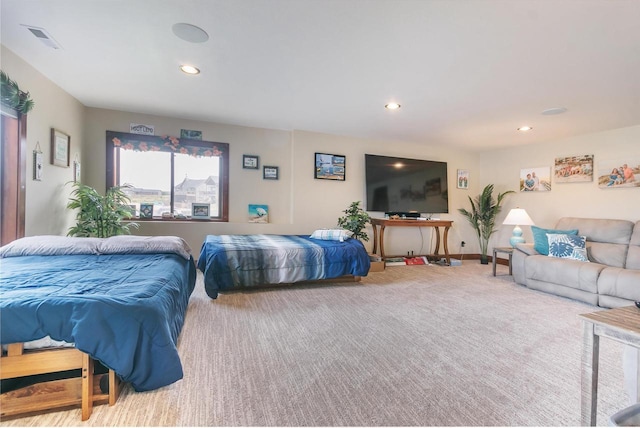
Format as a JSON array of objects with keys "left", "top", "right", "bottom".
[
  {"left": 51, "top": 128, "right": 70, "bottom": 167},
  {"left": 263, "top": 166, "right": 279, "bottom": 180},
  {"left": 140, "top": 203, "right": 154, "bottom": 218},
  {"left": 243, "top": 155, "right": 259, "bottom": 169},
  {"left": 457, "top": 169, "right": 469, "bottom": 189},
  {"left": 314, "top": 153, "right": 345, "bottom": 181},
  {"left": 192, "top": 203, "right": 211, "bottom": 219}
]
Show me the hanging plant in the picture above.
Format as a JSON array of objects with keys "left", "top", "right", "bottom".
[{"left": 0, "top": 70, "right": 35, "bottom": 114}]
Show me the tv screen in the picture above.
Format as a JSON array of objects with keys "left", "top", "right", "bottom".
[{"left": 365, "top": 154, "right": 448, "bottom": 214}]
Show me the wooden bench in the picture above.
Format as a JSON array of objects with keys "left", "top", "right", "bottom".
[{"left": 1, "top": 343, "right": 120, "bottom": 421}]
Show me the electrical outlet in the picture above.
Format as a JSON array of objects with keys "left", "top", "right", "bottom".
[{"left": 461, "top": 241, "right": 466, "bottom": 247}]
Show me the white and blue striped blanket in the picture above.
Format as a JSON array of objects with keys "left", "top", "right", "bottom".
[{"left": 197, "top": 234, "right": 370, "bottom": 298}]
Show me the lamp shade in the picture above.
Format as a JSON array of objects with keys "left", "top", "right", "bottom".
[
  {"left": 502, "top": 208, "right": 535, "bottom": 226},
  {"left": 502, "top": 208, "right": 535, "bottom": 247}
]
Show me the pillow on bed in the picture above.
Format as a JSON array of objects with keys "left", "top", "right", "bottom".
[
  {"left": 309, "top": 229, "right": 353, "bottom": 241},
  {"left": 99, "top": 235, "right": 193, "bottom": 260},
  {"left": 0, "top": 235, "right": 102, "bottom": 258}
]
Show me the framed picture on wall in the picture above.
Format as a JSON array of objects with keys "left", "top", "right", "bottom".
[
  {"left": 263, "top": 166, "right": 279, "bottom": 180},
  {"left": 243, "top": 155, "right": 259, "bottom": 169},
  {"left": 597, "top": 158, "right": 640, "bottom": 188},
  {"left": 314, "top": 153, "right": 345, "bottom": 181},
  {"left": 51, "top": 128, "right": 70, "bottom": 167},
  {"left": 457, "top": 169, "right": 469, "bottom": 189},
  {"left": 555, "top": 154, "right": 593, "bottom": 183},
  {"left": 520, "top": 166, "right": 551, "bottom": 192}
]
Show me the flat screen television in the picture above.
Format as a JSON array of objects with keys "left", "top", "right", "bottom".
[{"left": 365, "top": 154, "right": 448, "bottom": 215}]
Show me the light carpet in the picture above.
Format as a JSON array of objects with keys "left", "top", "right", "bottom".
[{"left": 1, "top": 262, "right": 629, "bottom": 426}]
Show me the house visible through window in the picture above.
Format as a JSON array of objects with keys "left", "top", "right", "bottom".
[{"left": 106, "top": 131, "right": 229, "bottom": 221}]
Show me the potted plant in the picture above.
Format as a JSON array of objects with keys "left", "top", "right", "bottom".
[
  {"left": 458, "top": 184, "right": 514, "bottom": 264},
  {"left": 67, "top": 182, "right": 139, "bottom": 238},
  {"left": 337, "top": 201, "right": 371, "bottom": 241}
]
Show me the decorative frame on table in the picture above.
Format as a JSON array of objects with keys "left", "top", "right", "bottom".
[
  {"left": 263, "top": 166, "right": 279, "bottom": 180},
  {"left": 139, "top": 203, "right": 154, "bottom": 219},
  {"left": 457, "top": 169, "right": 469, "bottom": 189},
  {"left": 191, "top": 203, "right": 211, "bottom": 219},
  {"left": 314, "top": 152, "right": 345, "bottom": 181},
  {"left": 520, "top": 166, "right": 551, "bottom": 192},
  {"left": 50, "top": 128, "right": 70, "bottom": 167},
  {"left": 554, "top": 154, "right": 594, "bottom": 183},
  {"left": 243, "top": 155, "right": 259, "bottom": 170}
]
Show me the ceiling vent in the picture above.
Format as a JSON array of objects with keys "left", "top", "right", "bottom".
[{"left": 22, "top": 25, "right": 62, "bottom": 49}]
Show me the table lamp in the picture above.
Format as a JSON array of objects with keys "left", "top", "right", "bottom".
[{"left": 502, "top": 208, "right": 535, "bottom": 247}]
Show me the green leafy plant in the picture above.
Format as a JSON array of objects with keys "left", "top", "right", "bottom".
[
  {"left": 1, "top": 70, "right": 34, "bottom": 114},
  {"left": 67, "top": 182, "right": 139, "bottom": 238},
  {"left": 337, "top": 201, "right": 371, "bottom": 241},
  {"left": 458, "top": 184, "right": 514, "bottom": 264}
]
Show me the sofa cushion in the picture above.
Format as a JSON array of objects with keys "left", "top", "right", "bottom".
[
  {"left": 548, "top": 234, "right": 588, "bottom": 262},
  {"left": 526, "top": 254, "right": 605, "bottom": 294},
  {"left": 531, "top": 226, "right": 578, "bottom": 255},
  {"left": 598, "top": 267, "right": 640, "bottom": 301},
  {"left": 626, "top": 221, "right": 640, "bottom": 270},
  {"left": 555, "top": 217, "right": 634, "bottom": 268}
]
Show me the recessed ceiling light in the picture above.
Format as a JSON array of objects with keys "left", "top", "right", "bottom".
[
  {"left": 385, "top": 103, "right": 401, "bottom": 110},
  {"left": 541, "top": 107, "right": 568, "bottom": 115},
  {"left": 180, "top": 65, "right": 200, "bottom": 75},
  {"left": 517, "top": 126, "right": 533, "bottom": 132},
  {"left": 172, "top": 23, "right": 209, "bottom": 43}
]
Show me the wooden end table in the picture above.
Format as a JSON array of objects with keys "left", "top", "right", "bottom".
[
  {"left": 492, "top": 247, "right": 513, "bottom": 276},
  {"left": 579, "top": 306, "right": 640, "bottom": 426}
]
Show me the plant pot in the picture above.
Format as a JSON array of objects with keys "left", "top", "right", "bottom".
[{"left": 480, "top": 255, "right": 489, "bottom": 265}]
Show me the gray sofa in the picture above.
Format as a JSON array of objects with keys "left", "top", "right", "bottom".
[{"left": 512, "top": 217, "right": 640, "bottom": 308}]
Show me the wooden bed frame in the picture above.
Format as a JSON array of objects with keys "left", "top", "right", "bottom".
[{"left": 1, "top": 342, "right": 121, "bottom": 421}]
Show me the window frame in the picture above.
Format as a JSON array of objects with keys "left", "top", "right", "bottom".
[{"left": 105, "top": 130, "right": 229, "bottom": 222}]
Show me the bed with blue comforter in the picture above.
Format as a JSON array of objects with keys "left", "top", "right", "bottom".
[
  {"left": 0, "top": 235, "right": 196, "bottom": 392},
  {"left": 197, "top": 234, "right": 370, "bottom": 299}
]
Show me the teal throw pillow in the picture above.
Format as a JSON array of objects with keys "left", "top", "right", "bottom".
[
  {"left": 531, "top": 225, "right": 579, "bottom": 255},
  {"left": 548, "top": 234, "right": 589, "bottom": 262}
]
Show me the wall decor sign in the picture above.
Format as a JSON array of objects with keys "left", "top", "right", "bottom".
[
  {"left": 314, "top": 152, "right": 346, "bottom": 181},
  {"left": 457, "top": 169, "right": 469, "bottom": 189},
  {"left": 520, "top": 166, "right": 551, "bottom": 192},
  {"left": 180, "top": 129, "right": 202, "bottom": 140},
  {"left": 73, "top": 160, "right": 81, "bottom": 183},
  {"left": 130, "top": 123, "right": 155, "bottom": 135},
  {"left": 33, "top": 141, "right": 43, "bottom": 181},
  {"left": 243, "top": 155, "right": 259, "bottom": 169},
  {"left": 139, "top": 203, "right": 154, "bottom": 218},
  {"left": 192, "top": 203, "right": 211, "bottom": 219},
  {"left": 597, "top": 158, "right": 640, "bottom": 188},
  {"left": 263, "top": 165, "right": 279, "bottom": 180},
  {"left": 50, "top": 128, "right": 70, "bottom": 167},
  {"left": 248, "top": 204, "right": 269, "bottom": 223},
  {"left": 554, "top": 154, "right": 594, "bottom": 183}
]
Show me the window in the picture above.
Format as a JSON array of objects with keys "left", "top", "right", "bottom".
[{"left": 106, "top": 131, "right": 229, "bottom": 221}]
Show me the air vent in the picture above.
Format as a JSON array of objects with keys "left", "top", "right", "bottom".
[{"left": 22, "top": 25, "right": 62, "bottom": 49}]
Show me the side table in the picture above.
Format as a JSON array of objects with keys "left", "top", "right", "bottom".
[{"left": 492, "top": 247, "right": 513, "bottom": 276}]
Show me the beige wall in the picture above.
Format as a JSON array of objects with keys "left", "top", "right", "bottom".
[
  {"left": 84, "top": 109, "right": 480, "bottom": 254},
  {"left": 480, "top": 125, "right": 640, "bottom": 249},
  {"left": 2, "top": 46, "right": 85, "bottom": 237},
  {"left": 5, "top": 43, "right": 639, "bottom": 258}
]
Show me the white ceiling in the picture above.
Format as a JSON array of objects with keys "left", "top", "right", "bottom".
[{"left": 2, "top": 0, "right": 639, "bottom": 150}]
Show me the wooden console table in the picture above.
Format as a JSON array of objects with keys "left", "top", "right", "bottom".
[{"left": 370, "top": 218, "right": 453, "bottom": 265}]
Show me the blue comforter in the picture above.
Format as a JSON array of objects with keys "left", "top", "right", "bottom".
[
  {"left": 1, "top": 252, "right": 196, "bottom": 392},
  {"left": 197, "top": 234, "right": 370, "bottom": 299}
]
